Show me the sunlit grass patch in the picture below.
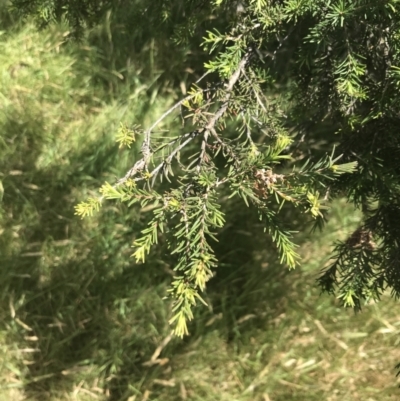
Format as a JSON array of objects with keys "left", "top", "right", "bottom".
[
  {"left": 0, "top": 16, "right": 177, "bottom": 401},
  {"left": 133, "top": 200, "right": 400, "bottom": 401},
  {"left": 1, "top": 7, "right": 400, "bottom": 401}
]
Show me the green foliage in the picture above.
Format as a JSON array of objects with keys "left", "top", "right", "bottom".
[
  {"left": 0, "top": 13, "right": 186, "bottom": 398},
  {"left": 75, "top": 47, "right": 359, "bottom": 336},
  {"left": 115, "top": 123, "right": 140, "bottom": 149},
  {"left": 6, "top": 0, "right": 400, "bottom": 375},
  {"left": 74, "top": 197, "right": 101, "bottom": 217},
  {"left": 68, "top": 0, "right": 400, "bottom": 338}
]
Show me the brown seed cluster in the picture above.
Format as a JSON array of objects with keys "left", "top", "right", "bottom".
[
  {"left": 253, "top": 169, "right": 284, "bottom": 199},
  {"left": 346, "top": 228, "right": 376, "bottom": 250}
]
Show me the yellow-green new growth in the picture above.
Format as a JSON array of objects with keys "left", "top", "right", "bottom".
[
  {"left": 74, "top": 198, "right": 101, "bottom": 218},
  {"left": 115, "top": 122, "right": 139, "bottom": 149}
]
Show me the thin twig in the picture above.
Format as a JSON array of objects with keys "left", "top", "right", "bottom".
[
  {"left": 141, "top": 88, "right": 214, "bottom": 162},
  {"left": 207, "top": 51, "right": 252, "bottom": 127},
  {"left": 197, "top": 50, "right": 253, "bottom": 168},
  {"left": 109, "top": 50, "right": 252, "bottom": 195},
  {"left": 195, "top": 70, "right": 212, "bottom": 84},
  {"left": 241, "top": 69, "right": 268, "bottom": 113},
  {"left": 115, "top": 131, "right": 198, "bottom": 189},
  {"left": 151, "top": 130, "right": 201, "bottom": 179},
  {"left": 209, "top": 127, "right": 241, "bottom": 167},
  {"left": 142, "top": 93, "right": 200, "bottom": 163}
]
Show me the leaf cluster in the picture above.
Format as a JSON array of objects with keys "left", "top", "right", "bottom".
[{"left": 24, "top": 0, "right": 400, "bottom": 343}]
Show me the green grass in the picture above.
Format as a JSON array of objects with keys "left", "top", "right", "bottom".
[
  {"left": 1, "top": 11, "right": 400, "bottom": 401},
  {"left": 3, "top": 190, "right": 400, "bottom": 401}
]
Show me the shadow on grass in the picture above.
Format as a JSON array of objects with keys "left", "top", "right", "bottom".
[
  {"left": 0, "top": 6, "right": 345, "bottom": 399},
  {"left": 1, "top": 159, "right": 315, "bottom": 401},
  {"left": 0, "top": 56, "right": 331, "bottom": 401},
  {"left": 1, "top": 142, "right": 166, "bottom": 400},
  {"left": 0, "top": 90, "right": 352, "bottom": 400}
]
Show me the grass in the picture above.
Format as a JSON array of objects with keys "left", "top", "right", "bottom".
[
  {"left": 1, "top": 10, "right": 400, "bottom": 401},
  {"left": 154, "top": 199, "right": 400, "bottom": 401},
  {"left": 3, "top": 192, "right": 400, "bottom": 401}
]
